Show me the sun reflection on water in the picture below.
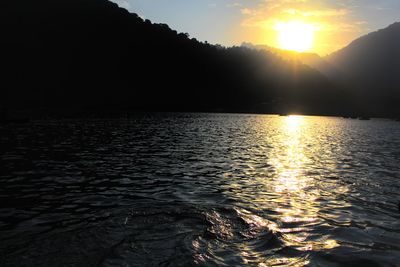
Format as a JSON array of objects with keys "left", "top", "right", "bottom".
[
  {"left": 216, "top": 115, "right": 345, "bottom": 266},
  {"left": 272, "top": 115, "right": 308, "bottom": 194},
  {"left": 286, "top": 115, "right": 304, "bottom": 131},
  {"left": 268, "top": 115, "right": 340, "bottom": 255}
]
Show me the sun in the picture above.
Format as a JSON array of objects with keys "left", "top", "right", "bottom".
[{"left": 275, "top": 21, "right": 315, "bottom": 52}]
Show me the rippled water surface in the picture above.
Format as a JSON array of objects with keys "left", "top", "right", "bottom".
[{"left": 1, "top": 114, "right": 400, "bottom": 266}]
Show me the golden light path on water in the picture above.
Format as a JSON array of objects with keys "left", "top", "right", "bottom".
[
  {"left": 271, "top": 115, "right": 339, "bottom": 258},
  {"left": 215, "top": 115, "right": 348, "bottom": 266},
  {"left": 267, "top": 116, "right": 340, "bottom": 265}
]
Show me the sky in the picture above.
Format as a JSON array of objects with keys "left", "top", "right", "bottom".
[{"left": 112, "top": 0, "right": 400, "bottom": 55}]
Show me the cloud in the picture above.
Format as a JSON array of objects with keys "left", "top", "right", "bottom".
[
  {"left": 241, "top": 8, "right": 254, "bottom": 15},
  {"left": 297, "top": 8, "right": 349, "bottom": 17},
  {"left": 226, "top": 3, "right": 242, "bottom": 8}
]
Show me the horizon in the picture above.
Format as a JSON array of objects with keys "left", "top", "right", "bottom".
[{"left": 112, "top": 0, "right": 400, "bottom": 56}]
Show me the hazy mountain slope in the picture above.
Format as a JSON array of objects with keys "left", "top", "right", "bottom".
[
  {"left": 242, "top": 43, "right": 344, "bottom": 81},
  {"left": 326, "top": 22, "right": 400, "bottom": 115}
]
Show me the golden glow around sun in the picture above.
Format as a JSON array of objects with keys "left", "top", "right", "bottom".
[{"left": 275, "top": 21, "right": 315, "bottom": 52}]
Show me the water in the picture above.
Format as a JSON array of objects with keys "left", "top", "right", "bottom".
[{"left": 1, "top": 113, "right": 400, "bottom": 266}]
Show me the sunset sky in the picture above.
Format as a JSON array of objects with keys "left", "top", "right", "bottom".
[{"left": 112, "top": 0, "right": 400, "bottom": 55}]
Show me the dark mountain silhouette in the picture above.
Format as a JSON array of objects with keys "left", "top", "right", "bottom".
[
  {"left": 326, "top": 22, "right": 400, "bottom": 117},
  {"left": 0, "top": 0, "right": 351, "bottom": 117}
]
